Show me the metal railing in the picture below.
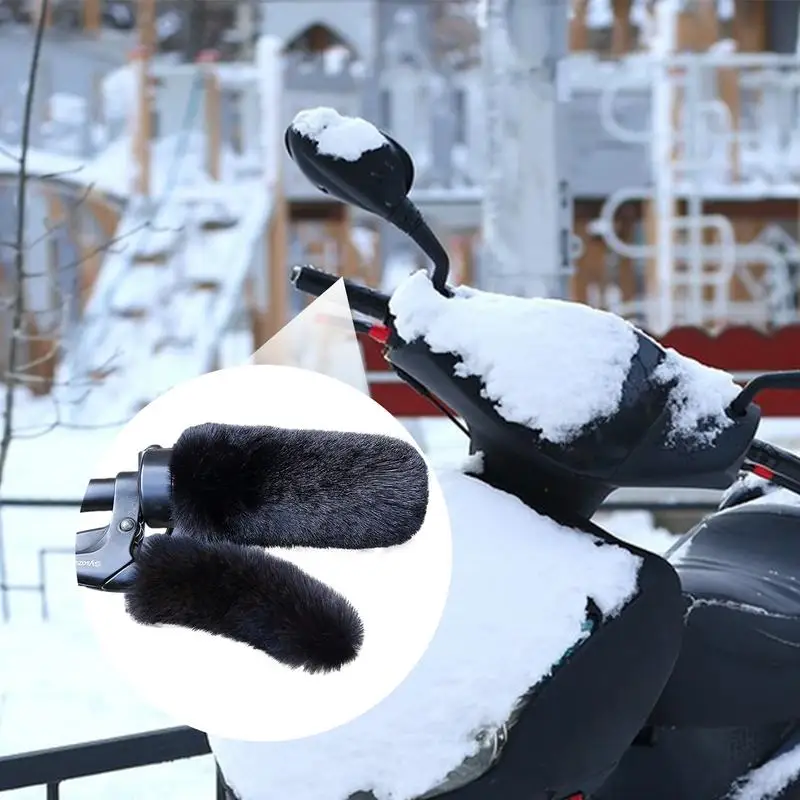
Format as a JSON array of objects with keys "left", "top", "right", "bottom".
[
  {"left": 0, "top": 497, "right": 84, "bottom": 623},
  {"left": 0, "top": 498, "right": 232, "bottom": 798},
  {"left": 0, "top": 725, "right": 225, "bottom": 799}
]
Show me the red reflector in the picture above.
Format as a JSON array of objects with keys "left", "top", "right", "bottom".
[
  {"left": 752, "top": 464, "right": 775, "bottom": 480},
  {"left": 562, "top": 794, "right": 584, "bottom": 800},
  {"left": 369, "top": 324, "right": 390, "bottom": 344}
]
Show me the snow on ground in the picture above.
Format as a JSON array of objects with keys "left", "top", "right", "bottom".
[
  {"left": 0, "top": 392, "right": 120, "bottom": 501},
  {"left": 0, "top": 507, "right": 219, "bottom": 799}
]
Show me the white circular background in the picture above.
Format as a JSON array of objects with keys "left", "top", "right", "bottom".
[{"left": 78, "top": 364, "right": 452, "bottom": 742}]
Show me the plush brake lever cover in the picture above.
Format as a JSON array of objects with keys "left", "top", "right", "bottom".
[
  {"left": 125, "top": 533, "right": 364, "bottom": 674},
  {"left": 169, "top": 422, "right": 429, "bottom": 550}
]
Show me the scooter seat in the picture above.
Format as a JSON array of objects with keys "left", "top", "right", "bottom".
[{"left": 651, "top": 502, "right": 800, "bottom": 727}]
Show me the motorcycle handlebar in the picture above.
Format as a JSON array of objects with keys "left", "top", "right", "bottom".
[{"left": 291, "top": 265, "right": 391, "bottom": 324}]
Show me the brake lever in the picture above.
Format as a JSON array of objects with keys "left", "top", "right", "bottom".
[
  {"left": 75, "top": 445, "right": 174, "bottom": 592},
  {"left": 76, "top": 470, "right": 143, "bottom": 592}
]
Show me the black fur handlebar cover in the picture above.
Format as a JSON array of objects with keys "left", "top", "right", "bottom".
[
  {"left": 126, "top": 532, "right": 364, "bottom": 674},
  {"left": 169, "top": 422, "right": 429, "bottom": 550}
]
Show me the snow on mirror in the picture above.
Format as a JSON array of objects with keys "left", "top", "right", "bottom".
[
  {"left": 389, "top": 271, "right": 741, "bottom": 446},
  {"left": 291, "top": 107, "right": 388, "bottom": 162},
  {"left": 286, "top": 107, "right": 416, "bottom": 225}
]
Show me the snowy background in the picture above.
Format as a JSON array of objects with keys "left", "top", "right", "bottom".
[{"left": 1, "top": 2, "right": 800, "bottom": 797}]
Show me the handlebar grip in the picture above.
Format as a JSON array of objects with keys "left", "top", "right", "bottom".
[
  {"left": 291, "top": 265, "right": 391, "bottom": 323},
  {"left": 749, "top": 439, "right": 800, "bottom": 485}
]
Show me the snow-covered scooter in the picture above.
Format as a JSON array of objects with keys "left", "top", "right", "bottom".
[{"left": 264, "top": 111, "right": 800, "bottom": 800}]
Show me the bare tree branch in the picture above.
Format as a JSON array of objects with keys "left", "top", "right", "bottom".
[
  {"left": 0, "top": 145, "right": 21, "bottom": 164},
  {"left": 19, "top": 183, "right": 95, "bottom": 252},
  {"left": 0, "top": 0, "right": 49, "bottom": 489},
  {"left": 19, "top": 220, "right": 155, "bottom": 280}
]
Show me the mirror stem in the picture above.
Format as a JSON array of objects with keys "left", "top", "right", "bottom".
[
  {"left": 389, "top": 199, "right": 451, "bottom": 295},
  {"left": 727, "top": 370, "right": 800, "bottom": 417}
]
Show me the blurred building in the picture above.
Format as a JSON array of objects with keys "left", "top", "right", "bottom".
[
  {"left": 3, "top": 0, "right": 800, "bottom": 397},
  {"left": 269, "top": 0, "right": 800, "bottom": 331}
]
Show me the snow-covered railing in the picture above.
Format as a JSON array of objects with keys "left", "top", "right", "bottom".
[{"left": 0, "top": 726, "right": 221, "bottom": 800}]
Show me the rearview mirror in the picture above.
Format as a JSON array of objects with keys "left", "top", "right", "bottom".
[{"left": 285, "top": 108, "right": 450, "bottom": 293}]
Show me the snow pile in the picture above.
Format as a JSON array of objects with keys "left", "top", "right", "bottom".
[
  {"left": 388, "top": 271, "right": 641, "bottom": 444},
  {"left": 211, "top": 471, "right": 641, "bottom": 800},
  {"left": 729, "top": 742, "right": 800, "bottom": 800},
  {"left": 291, "top": 108, "right": 388, "bottom": 162},
  {"left": 460, "top": 450, "right": 485, "bottom": 476},
  {"left": 0, "top": 620, "right": 217, "bottom": 800},
  {"left": 652, "top": 348, "right": 740, "bottom": 445}
]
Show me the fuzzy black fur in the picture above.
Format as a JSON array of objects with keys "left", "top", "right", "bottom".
[
  {"left": 169, "top": 422, "right": 429, "bottom": 550},
  {"left": 126, "top": 533, "right": 364, "bottom": 674}
]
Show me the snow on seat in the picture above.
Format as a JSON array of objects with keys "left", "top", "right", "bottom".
[
  {"left": 388, "top": 271, "right": 741, "bottom": 447},
  {"left": 210, "top": 470, "right": 641, "bottom": 800}
]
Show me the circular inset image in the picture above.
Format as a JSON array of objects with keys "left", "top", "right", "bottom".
[{"left": 75, "top": 364, "right": 452, "bottom": 742}]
